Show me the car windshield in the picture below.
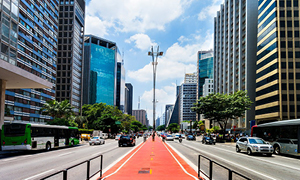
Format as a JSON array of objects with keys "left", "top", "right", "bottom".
[
  {"left": 188, "top": 135, "right": 193, "bottom": 137},
  {"left": 93, "top": 137, "right": 99, "bottom": 139},
  {"left": 121, "top": 136, "right": 130, "bottom": 139},
  {"left": 249, "top": 139, "right": 266, "bottom": 144},
  {"left": 167, "top": 135, "right": 172, "bottom": 137}
]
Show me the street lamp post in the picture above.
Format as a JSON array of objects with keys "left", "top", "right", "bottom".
[
  {"left": 148, "top": 46, "right": 163, "bottom": 133},
  {"left": 190, "top": 120, "right": 192, "bottom": 133}
]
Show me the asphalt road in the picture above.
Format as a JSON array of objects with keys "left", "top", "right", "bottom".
[
  {"left": 166, "top": 138, "right": 300, "bottom": 180},
  {"left": 0, "top": 138, "right": 144, "bottom": 180}
]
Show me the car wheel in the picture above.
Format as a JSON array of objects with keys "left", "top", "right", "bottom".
[
  {"left": 247, "top": 148, "right": 252, "bottom": 155},
  {"left": 274, "top": 146, "right": 280, "bottom": 155},
  {"left": 236, "top": 146, "right": 241, "bottom": 152}
]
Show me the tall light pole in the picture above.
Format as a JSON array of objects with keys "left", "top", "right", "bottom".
[{"left": 148, "top": 46, "right": 163, "bottom": 132}]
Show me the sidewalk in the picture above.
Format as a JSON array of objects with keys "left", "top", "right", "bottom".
[{"left": 98, "top": 136, "right": 199, "bottom": 180}]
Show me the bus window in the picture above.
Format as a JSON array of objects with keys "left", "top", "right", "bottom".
[{"left": 3, "top": 124, "right": 26, "bottom": 137}]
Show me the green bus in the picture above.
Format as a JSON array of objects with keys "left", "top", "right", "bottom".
[{"left": 1, "top": 122, "right": 80, "bottom": 151}]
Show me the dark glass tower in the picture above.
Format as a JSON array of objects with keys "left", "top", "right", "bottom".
[
  {"left": 56, "top": 0, "right": 85, "bottom": 114},
  {"left": 125, "top": 83, "right": 133, "bottom": 115}
]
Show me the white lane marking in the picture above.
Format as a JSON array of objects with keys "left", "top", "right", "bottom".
[
  {"left": 58, "top": 152, "right": 73, "bottom": 157},
  {"left": 184, "top": 143, "right": 277, "bottom": 180},
  {"left": 2, "top": 157, "right": 17, "bottom": 162},
  {"left": 24, "top": 169, "right": 54, "bottom": 180},
  {"left": 101, "top": 142, "right": 145, "bottom": 180},
  {"left": 196, "top": 142, "right": 300, "bottom": 171},
  {"left": 163, "top": 142, "right": 198, "bottom": 180}
]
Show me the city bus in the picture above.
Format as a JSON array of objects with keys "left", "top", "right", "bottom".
[
  {"left": 251, "top": 119, "right": 300, "bottom": 156},
  {"left": 1, "top": 122, "right": 80, "bottom": 151}
]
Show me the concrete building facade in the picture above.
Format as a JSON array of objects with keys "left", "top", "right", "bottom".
[
  {"left": 2, "top": 0, "right": 58, "bottom": 124},
  {"left": 214, "top": 0, "right": 258, "bottom": 131},
  {"left": 197, "top": 50, "right": 214, "bottom": 98},
  {"left": 56, "top": 0, "right": 85, "bottom": 114},
  {"left": 203, "top": 79, "right": 214, "bottom": 97},
  {"left": 132, "top": 109, "right": 147, "bottom": 126}
]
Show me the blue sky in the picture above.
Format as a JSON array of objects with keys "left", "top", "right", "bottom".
[{"left": 85, "top": 0, "right": 223, "bottom": 125}]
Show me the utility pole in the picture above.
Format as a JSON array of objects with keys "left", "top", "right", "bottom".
[{"left": 148, "top": 46, "right": 163, "bottom": 132}]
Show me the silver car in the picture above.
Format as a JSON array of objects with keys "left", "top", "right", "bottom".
[
  {"left": 89, "top": 136, "right": 105, "bottom": 145},
  {"left": 236, "top": 137, "right": 273, "bottom": 156}
]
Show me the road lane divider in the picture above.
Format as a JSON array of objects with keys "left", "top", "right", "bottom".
[
  {"left": 163, "top": 142, "right": 199, "bottom": 180},
  {"left": 183, "top": 143, "right": 277, "bottom": 180},
  {"left": 101, "top": 141, "right": 145, "bottom": 180},
  {"left": 167, "top": 142, "right": 208, "bottom": 180},
  {"left": 193, "top": 141, "right": 300, "bottom": 171},
  {"left": 24, "top": 169, "right": 54, "bottom": 180},
  {"left": 57, "top": 152, "right": 73, "bottom": 157}
]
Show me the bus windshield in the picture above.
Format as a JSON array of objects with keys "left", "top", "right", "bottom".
[{"left": 3, "top": 124, "right": 26, "bottom": 137}]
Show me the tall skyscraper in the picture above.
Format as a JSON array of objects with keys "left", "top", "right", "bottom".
[
  {"left": 256, "top": 0, "right": 300, "bottom": 123},
  {"left": 197, "top": 50, "right": 214, "bottom": 98},
  {"left": 83, "top": 35, "right": 119, "bottom": 106},
  {"left": 56, "top": 0, "right": 85, "bottom": 114},
  {"left": 116, "top": 62, "right": 125, "bottom": 112},
  {"left": 2, "top": 0, "right": 58, "bottom": 124},
  {"left": 125, "top": 83, "right": 133, "bottom": 115},
  {"left": 214, "top": 0, "right": 258, "bottom": 130},
  {"left": 165, "top": 104, "right": 174, "bottom": 125}
]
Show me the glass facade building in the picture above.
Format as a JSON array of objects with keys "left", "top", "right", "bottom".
[
  {"left": 83, "top": 35, "right": 117, "bottom": 106},
  {"left": 116, "top": 62, "right": 125, "bottom": 112},
  {"left": 2, "top": 0, "right": 58, "bottom": 123},
  {"left": 256, "top": 0, "right": 300, "bottom": 123},
  {"left": 56, "top": 0, "right": 85, "bottom": 114},
  {"left": 125, "top": 83, "right": 133, "bottom": 115},
  {"left": 197, "top": 51, "right": 214, "bottom": 98}
]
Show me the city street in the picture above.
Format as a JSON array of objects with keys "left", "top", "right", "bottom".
[
  {"left": 166, "top": 138, "right": 300, "bottom": 180},
  {"left": 0, "top": 138, "right": 144, "bottom": 180}
]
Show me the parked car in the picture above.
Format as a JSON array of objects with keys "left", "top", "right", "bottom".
[
  {"left": 202, "top": 136, "right": 214, "bottom": 144},
  {"left": 166, "top": 135, "right": 174, "bottom": 141},
  {"left": 187, "top": 135, "right": 196, "bottom": 141},
  {"left": 118, "top": 135, "right": 136, "bottom": 147},
  {"left": 89, "top": 136, "right": 105, "bottom": 145},
  {"left": 236, "top": 137, "right": 273, "bottom": 156},
  {"left": 115, "top": 134, "right": 121, "bottom": 140},
  {"left": 272, "top": 138, "right": 298, "bottom": 155},
  {"left": 181, "top": 134, "right": 186, "bottom": 139}
]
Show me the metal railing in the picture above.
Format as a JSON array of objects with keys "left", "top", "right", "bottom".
[
  {"left": 198, "top": 154, "right": 250, "bottom": 180},
  {"left": 40, "top": 154, "right": 103, "bottom": 180}
]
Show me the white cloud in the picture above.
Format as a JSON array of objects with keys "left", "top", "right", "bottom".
[
  {"left": 128, "top": 32, "right": 213, "bottom": 82},
  {"left": 125, "top": 34, "right": 157, "bottom": 50},
  {"left": 86, "top": 0, "right": 193, "bottom": 33},
  {"left": 141, "top": 84, "right": 177, "bottom": 125},
  {"left": 198, "top": 0, "right": 224, "bottom": 21},
  {"left": 85, "top": 15, "right": 113, "bottom": 37}
]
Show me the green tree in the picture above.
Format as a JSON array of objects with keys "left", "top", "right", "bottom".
[
  {"left": 41, "top": 100, "right": 74, "bottom": 119},
  {"left": 167, "top": 123, "right": 180, "bottom": 133},
  {"left": 156, "top": 125, "right": 165, "bottom": 131},
  {"left": 192, "top": 90, "right": 252, "bottom": 136},
  {"left": 148, "top": 126, "right": 153, "bottom": 130},
  {"left": 130, "top": 120, "right": 143, "bottom": 132}
]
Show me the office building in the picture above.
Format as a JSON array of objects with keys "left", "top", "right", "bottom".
[
  {"left": 180, "top": 83, "right": 197, "bottom": 122},
  {"left": 56, "top": 0, "right": 85, "bottom": 114},
  {"left": 214, "top": 0, "right": 258, "bottom": 130},
  {"left": 166, "top": 94, "right": 180, "bottom": 127},
  {"left": 255, "top": 0, "right": 300, "bottom": 123},
  {"left": 203, "top": 79, "right": 214, "bottom": 97},
  {"left": 83, "top": 35, "right": 119, "bottom": 106},
  {"left": 132, "top": 109, "right": 147, "bottom": 126},
  {"left": 2, "top": 0, "right": 58, "bottom": 124},
  {"left": 125, "top": 83, "right": 133, "bottom": 115},
  {"left": 184, "top": 72, "right": 197, "bottom": 83},
  {"left": 165, "top": 104, "right": 174, "bottom": 125},
  {"left": 116, "top": 62, "right": 125, "bottom": 112},
  {"left": 156, "top": 117, "right": 160, "bottom": 127},
  {"left": 197, "top": 50, "right": 214, "bottom": 98}
]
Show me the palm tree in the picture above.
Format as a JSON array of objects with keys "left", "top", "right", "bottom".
[{"left": 41, "top": 100, "right": 74, "bottom": 119}]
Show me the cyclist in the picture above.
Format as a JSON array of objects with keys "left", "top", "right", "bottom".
[
  {"left": 152, "top": 131, "right": 155, "bottom": 141},
  {"left": 179, "top": 134, "right": 182, "bottom": 143},
  {"left": 143, "top": 133, "right": 147, "bottom": 142},
  {"left": 162, "top": 134, "right": 166, "bottom": 142}
]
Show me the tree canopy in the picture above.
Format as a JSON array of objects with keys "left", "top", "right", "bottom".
[
  {"left": 167, "top": 123, "right": 180, "bottom": 133},
  {"left": 192, "top": 90, "right": 252, "bottom": 134},
  {"left": 156, "top": 125, "right": 165, "bottom": 131}
]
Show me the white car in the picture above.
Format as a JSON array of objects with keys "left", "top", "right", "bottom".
[
  {"left": 89, "top": 136, "right": 105, "bottom": 145},
  {"left": 181, "top": 134, "right": 185, "bottom": 139},
  {"left": 166, "top": 135, "right": 174, "bottom": 141}
]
